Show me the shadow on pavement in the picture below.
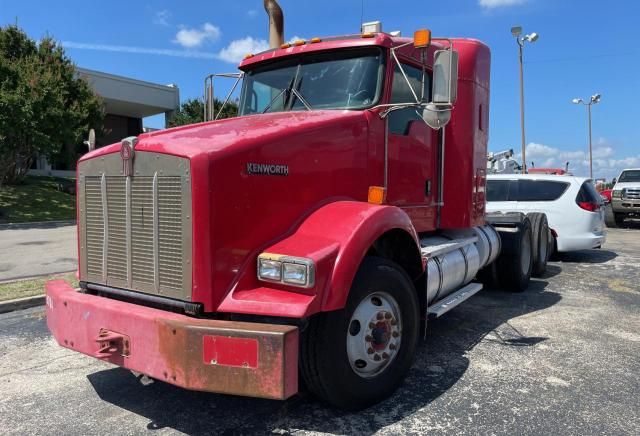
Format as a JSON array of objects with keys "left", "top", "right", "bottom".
[
  {"left": 87, "top": 279, "right": 561, "bottom": 435},
  {"left": 554, "top": 249, "right": 617, "bottom": 264}
]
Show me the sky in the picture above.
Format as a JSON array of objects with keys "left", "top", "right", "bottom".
[{"left": 1, "top": 0, "right": 639, "bottom": 180}]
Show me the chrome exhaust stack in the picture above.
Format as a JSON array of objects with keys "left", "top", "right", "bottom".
[{"left": 264, "top": 0, "right": 284, "bottom": 48}]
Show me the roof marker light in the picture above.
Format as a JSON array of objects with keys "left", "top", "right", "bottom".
[
  {"left": 280, "top": 43, "right": 291, "bottom": 49},
  {"left": 294, "top": 39, "right": 306, "bottom": 46},
  {"left": 414, "top": 29, "right": 432, "bottom": 48},
  {"left": 310, "top": 37, "right": 322, "bottom": 43}
]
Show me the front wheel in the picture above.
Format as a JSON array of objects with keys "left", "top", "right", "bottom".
[{"left": 300, "top": 257, "right": 419, "bottom": 410}]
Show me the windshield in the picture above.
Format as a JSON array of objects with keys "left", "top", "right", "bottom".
[
  {"left": 238, "top": 48, "right": 384, "bottom": 115},
  {"left": 618, "top": 170, "right": 640, "bottom": 183}
]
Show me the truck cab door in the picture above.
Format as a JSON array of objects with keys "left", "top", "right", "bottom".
[{"left": 386, "top": 61, "right": 438, "bottom": 232}]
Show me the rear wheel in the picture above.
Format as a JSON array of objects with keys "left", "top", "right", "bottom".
[
  {"left": 527, "top": 213, "right": 549, "bottom": 277},
  {"left": 495, "top": 218, "right": 533, "bottom": 292},
  {"left": 300, "top": 257, "right": 419, "bottom": 410}
]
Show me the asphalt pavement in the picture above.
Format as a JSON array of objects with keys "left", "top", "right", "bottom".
[
  {"left": 0, "top": 228, "right": 638, "bottom": 435},
  {"left": 0, "top": 222, "right": 76, "bottom": 282}
]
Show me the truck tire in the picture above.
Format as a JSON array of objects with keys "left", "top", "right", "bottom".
[
  {"left": 496, "top": 218, "right": 533, "bottom": 292},
  {"left": 604, "top": 205, "right": 617, "bottom": 228},
  {"left": 526, "top": 213, "right": 549, "bottom": 277},
  {"left": 300, "top": 257, "right": 419, "bottom": 410}
]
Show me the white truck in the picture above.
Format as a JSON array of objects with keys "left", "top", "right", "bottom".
[{"left": 607, "top": 169, "right": 640, "bottom": 227}]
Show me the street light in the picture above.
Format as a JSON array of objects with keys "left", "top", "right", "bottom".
[
  {"left": 572, "top": 94, "right": 602, "bottom": 179},
  {"left": 511, "top": 26, "right": 539, "bottom": 174}
]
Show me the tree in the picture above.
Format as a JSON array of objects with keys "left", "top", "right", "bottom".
[
  {"left": 0, "top": 25, "right": 104, "bottom": 186},
  {"left": 167, "top": 97, "right": 238, "bottom": 128}
]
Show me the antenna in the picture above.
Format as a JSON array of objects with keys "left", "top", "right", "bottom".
[{"left": 360, "top": 0, "right": 364, "bottom": 29}]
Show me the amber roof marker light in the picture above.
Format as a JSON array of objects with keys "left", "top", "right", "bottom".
[{"left": 414, "top": 29, "right": 432, "bottom": 48}]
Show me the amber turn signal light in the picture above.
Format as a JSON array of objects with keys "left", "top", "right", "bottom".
[
  {"left": 368, "top": 186, "right": 387, "bottom": 205},
  {"left": 414, "top": 29, "right": 432, "bottom": 48}
]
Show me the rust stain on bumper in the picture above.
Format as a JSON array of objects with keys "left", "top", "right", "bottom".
[{"left": 46, "top": 280, "right": 298, "bottom": 400}]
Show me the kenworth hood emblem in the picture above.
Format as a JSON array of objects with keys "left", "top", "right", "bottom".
[{"left": 120, "top": 136, "right": 137, "bottom": 176}]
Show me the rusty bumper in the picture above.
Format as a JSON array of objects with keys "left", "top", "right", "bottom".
[{"left": 45, "top": 280, "right": 298, "bottom": 400}]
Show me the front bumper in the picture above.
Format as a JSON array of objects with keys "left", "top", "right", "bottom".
[
  {"left": 45, "top": 280, "right": 298, "bottom": 400},
  {"left": 611, "top": 198, "right": 640, "bottom": 214}
]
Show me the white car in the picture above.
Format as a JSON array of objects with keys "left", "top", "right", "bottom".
[{"left": 486, "top": 174, "right": 606, "bottom": 252}]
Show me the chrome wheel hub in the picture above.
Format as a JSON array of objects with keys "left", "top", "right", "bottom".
[{"left": 346, "top": 292, "right": 402, "bottom": 378}]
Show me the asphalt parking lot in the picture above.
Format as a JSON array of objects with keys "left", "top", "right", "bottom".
[{"left": 1, "top": 227, "right": 639, "bottom": 435}]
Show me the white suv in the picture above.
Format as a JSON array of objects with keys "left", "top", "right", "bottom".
[{"left": 486, "top": 174, "right": 606, "bottom": 252}]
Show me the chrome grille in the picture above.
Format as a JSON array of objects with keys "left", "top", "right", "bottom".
[
  {"left": 624, "top": 188, "right": 640, "bottom": 200},
  {"left": 79, "top": 152, "right": 192, "bottom": 301}
]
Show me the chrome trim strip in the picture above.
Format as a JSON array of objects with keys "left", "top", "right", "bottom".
[
  {"left": 125, "top": 176, "right": 132, "bottom": 288},
  {"left": 152, "top": 172, "right": 160, "bottom": 293},
  {"left": 100, "top": 173, "right": 108, "bottom": 283}
]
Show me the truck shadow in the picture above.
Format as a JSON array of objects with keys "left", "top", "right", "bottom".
[{"left": 87, "top": 279, "right": 560, "bottom": 435}]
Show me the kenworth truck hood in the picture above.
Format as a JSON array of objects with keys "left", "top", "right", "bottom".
[{"left": 79, "top": 110, "right": 374, "bottom": 312}]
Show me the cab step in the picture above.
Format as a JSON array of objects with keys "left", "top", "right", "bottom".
[{"left": 427, "top": 282, "right": 483, "bottom": 319}]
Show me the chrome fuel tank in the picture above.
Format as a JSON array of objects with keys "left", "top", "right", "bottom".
[{"left": 422, "top": 225, "right": 500, "bottom": 305}]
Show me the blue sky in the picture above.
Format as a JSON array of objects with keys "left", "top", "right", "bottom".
[{"left": 2, "top": 0, "right": 639, "bottom": 179}]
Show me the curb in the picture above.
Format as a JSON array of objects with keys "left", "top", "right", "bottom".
[
  {"left": 0, "top": 220, "right": 76, "bottom": 230},
  {"left": 0, "top": 295, "right": 45, "bottom": 314},
  {"left": 0, "top": 270, "right": 76, "bottom": 285}
]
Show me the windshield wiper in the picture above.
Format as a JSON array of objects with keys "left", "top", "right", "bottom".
[
  {"left": 262, "top": 76, "right": 295, "bottom": 114},
  {"left": 290, "top": 77, "right": 312, "bottom": 111}
]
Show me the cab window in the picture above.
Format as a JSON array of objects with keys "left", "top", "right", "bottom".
[{"left": 389, "top": 62, "right": 430, "bottom": 135}]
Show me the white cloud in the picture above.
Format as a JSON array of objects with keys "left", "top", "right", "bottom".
[
  {"left": 479, "top": 0, "right": 526, "bottom": 9},
  {"left": 173, "top": 23, "right": 221, "bottom": 48},
  {"left": 217, "top": 37, "right": 269, "bottom": 63},
  {"left": 507, "top": 141, "right": 639, "bottom": 180},
  {"left": 153, "top": 10, "right": 171, "bottom": 26}
]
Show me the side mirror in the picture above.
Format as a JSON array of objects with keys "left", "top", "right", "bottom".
[
  {"left": 432, "top": 49, "right": 458, "bottom": 104},
  {"left": 83, "top": 128, "right": 96, "bottom": 151},
  {"left": 422, "top": 50, "right": 458, "bottom": 130}
]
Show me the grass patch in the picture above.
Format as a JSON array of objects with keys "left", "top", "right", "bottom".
[
  {"left": 0, "top": 176, "right": 76, "bottom": 223},
  {"left": 0, "top": 273, "right": 78, "bottom": 302}
]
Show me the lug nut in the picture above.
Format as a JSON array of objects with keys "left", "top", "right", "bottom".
[
  {"left": 384, "top": 312, "right": 392, "bottom": 320},
  {"left": 377, "top": 313, "right": 384, "bottom": 320},
  {"left": 367, "top": 347, "right": 374, "bottom": 354},
  {"left": 389, "top": 343, "right": 397, "bottom": 350},
  {"left": 390, "top": 319, "right": 397, "bottom": 326},
  {"left": 369, "top": 322, "right": 376, "bottom": 329},
  {"left": 365, "top": 335, "right": 373, "bottom": 342},
  {"left": 382, "top": 352, "right": 389, "bottom": 359},
  {"left": 373, "top": 354, "right": 381, "bottom": 361},
  {"left": 392, "top": 331, "right": 399, "bottom": 338}
]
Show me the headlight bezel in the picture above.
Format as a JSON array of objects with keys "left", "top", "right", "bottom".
[
  {"left": 257, "top": 253, "right": 316, "bottom": 288},
  {"left": 612, "top": 189, "right": 623, "bottom": 198}
]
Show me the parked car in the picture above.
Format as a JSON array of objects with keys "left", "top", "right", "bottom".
[
  {"left": 486, "top": 174, "right": 606, "bottom": 253},
  {"left": 607, "top": 168, "right": 640, "bottom": 227}
]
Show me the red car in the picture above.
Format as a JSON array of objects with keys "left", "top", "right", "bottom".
[{"left": 600, "top": 189, "right": 612, "bottom": 204}]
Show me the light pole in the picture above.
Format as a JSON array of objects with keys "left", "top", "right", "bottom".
[
  {"left": 511, "top": 26, "right": 539, "bottom": 174},
  {"left": 572, "top": 94, "right": 601, "bottom": 179}
]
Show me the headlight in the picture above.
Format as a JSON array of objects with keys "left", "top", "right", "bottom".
[
  {"left": 612, "top": 190, "right": 623, "bottom": 198},
  {"left": 257, "top": 254, "right": 315, "bottom": 288},
  {"left": 257, "top": 258, "right": 282, "bottom": 281}
]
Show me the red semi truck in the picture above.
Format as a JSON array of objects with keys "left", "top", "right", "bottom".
[{"left": 45, "top": 5, "right": 549, "bottom": 410}]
